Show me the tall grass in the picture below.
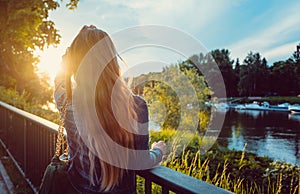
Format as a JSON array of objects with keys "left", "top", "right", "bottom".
[
  {"left": 160, "top": 148, "right": 299, "bottom": 193},
  {"left": 149, "top": 130, "right": 300, "bottom": 194}
]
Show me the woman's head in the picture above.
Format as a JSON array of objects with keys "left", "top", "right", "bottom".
[
  {"left": 64, "top": 26, "right": 122, "bottom": 99},
  {"left": 67, "top": 25, "right": 109, "bottom": 75}
]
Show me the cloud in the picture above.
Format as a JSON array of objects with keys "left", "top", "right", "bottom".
[
  {"left": 263, "top": 41, "right": 299, "bottom": 62},
  {"left": 103, "top": 0, "right": 238, "bottom": 33},
  {"left": 228, "top": 1, "right": 300, "bottom": 62},
  {"left": 41, "top": 0, "right": 300, "bottom": 80}
]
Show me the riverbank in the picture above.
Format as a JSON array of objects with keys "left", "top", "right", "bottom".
[
  {"left": 150, "top": 130, "right": 300, "bottom": 193},
  {"left": 227, "top": 96, "right": 300, "bottom": 105}
]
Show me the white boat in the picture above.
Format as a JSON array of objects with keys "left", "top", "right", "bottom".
[
  {"left": 288, "top": 113, "right": 300, "bottom": 122},
  {"left": 269, "top": 102, "right": 290, "bottom": 112},
  {"left": 235, "top": 104, "right": 246, "bottom": 110},
  {"left": 244, "top": 101, "right": 270, "bottom": 110},
  {"left": 213, "top": 102, "right": 229, "bottom": 112},
  {"left": 277, "top": 102, "right": 290, "bottom": 108},
  {"left": 288, "top": 104, "right": 300, "bottom": 114}
]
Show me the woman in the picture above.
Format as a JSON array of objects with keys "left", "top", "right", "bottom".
[{"left": 54, "top": 25, "right": 166, "bottom": 193}]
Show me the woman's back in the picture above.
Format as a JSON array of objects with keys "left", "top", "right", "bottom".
[{"left": 54, "top": 25, "right": 166, "bottom": 193}]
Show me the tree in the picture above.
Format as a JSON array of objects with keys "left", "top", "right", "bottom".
[
  {"left": 238, "top": 52, "right": 269, "bottom": 96},
  {"left": 292, "top": 44, "right": 300, "bottom": 62},
  {"left": 142, "top": 65, "right": 212, "bottom": 131},
  {"left": 292, "top": 44, "right": 300, "bottom": 93},
  {"left": 234, "top": 58, "right": 241, "bottom": 96},
  {"left": 210, "top": 49, "right": 238, "bottom": 97},
  {"left": 180, "top": 53, "right": 207, "bottom": 76},
  {"left": 0, "top": 0, "right": 79, "bottom": 104},
  {"left": 268, "top": 44, "right": 300, "bottom": 96},
  {"left": 180, "top": 52, "right": 226, "bottom": 98}
]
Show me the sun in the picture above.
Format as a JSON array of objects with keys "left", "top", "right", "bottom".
[{"left": 36, "top": 47, "right": 64, "bottom": 85}]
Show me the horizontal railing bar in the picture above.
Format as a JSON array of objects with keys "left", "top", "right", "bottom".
[
  {"left": 0, "top": 101, "right": 59, "bottom": 133},
  {"left": 137, "top": 166, "right": 232, "bottom": 194}
]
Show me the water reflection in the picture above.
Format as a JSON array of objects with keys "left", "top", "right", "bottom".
[
  {"left": 218, "top": 110, "right": 300, "bottom": 165},
  {"left": 289, "top": 113, "right": 300, "bottom": 122}
]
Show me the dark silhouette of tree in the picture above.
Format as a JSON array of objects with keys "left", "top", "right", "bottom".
[
  {"left": 211, "top": 49, "right": 238, "bottom": 97},
  {"left": 177, "top": 44, "right": 300, "bottom": 98},
  {"left": 270, "top": 59, "right": 296, "bottom": 95},
  {"left": 238, "top": 52, "right": 269, "bottom": 96},
  {"left": 270, "top": 45, "right": 300, "bottom": 96},
  {"left": 292, "top": 44, "right": 300, "bottom": 93},
  {"left": 234, "top": 58, "right": 241, "bottom": 96}
]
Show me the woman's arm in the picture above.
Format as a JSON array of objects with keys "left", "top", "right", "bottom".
[
  {"left": 54, "top": 71, "right": 66, "bottom": 114},
  {"left": 134, "top": 96, "right": 166, "bottom": 167},
  {"left": 54, "top": 50, "right": 69, "bottom": 115}
]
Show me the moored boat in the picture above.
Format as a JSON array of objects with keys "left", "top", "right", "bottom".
[
  {"left": 269, "top": 102, "right": 290, "bottom": 112},
  {"left": 235, "top": 104, "right": 246, "bottom": 110},
  {"left": 288, "top": 104, "right": 300, "bottom": 114},
  {"left": 213, "top": 102, "right": 229, "bottom": 112},
  {"left": 244, "top": 101, "right": 270, "bottom": 110}
]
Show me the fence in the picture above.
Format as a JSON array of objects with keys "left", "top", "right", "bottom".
[{"left": 0, "top": 101, "right": 231, "bottom": 193}]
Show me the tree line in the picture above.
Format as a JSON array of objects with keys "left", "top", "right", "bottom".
[
  {"left": 181, "top": 46, "right": 300, "bottom": 97},
  {"left": 132, "top": 44, "right": 300, "bottom": 131}
]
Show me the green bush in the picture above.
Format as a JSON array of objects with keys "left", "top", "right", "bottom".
[{"left": 0, "top": 86, "right": 60, "bottom": 123}]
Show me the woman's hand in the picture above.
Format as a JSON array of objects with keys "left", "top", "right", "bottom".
[
  {"left": 151, "top": 141, "right": 167, "bottom": 155},
  {"left": 80, "top": 25, "right": 96, "bottom": 32}
]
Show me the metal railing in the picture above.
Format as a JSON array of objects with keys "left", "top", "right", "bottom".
[{"left": 0, "top": 101, "right": 231, "bottom": 194}]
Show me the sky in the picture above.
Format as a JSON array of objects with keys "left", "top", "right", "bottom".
[{"left": 37, "top": 0, "right": 300, "bottom": 82}]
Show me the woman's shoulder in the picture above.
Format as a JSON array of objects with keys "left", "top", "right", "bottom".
[
  {"left": 133, "top": 95, "right": 148, "bottom": 122},
  {"left": 133, "top": 95, "right": 146, "bottom": 106}
]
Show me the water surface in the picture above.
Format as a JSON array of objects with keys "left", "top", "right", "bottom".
[{"left": 217, "top": 110, "right": 300, "bottom": 165}]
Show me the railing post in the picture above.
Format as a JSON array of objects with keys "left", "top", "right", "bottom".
[
  {"left": 145, "top": 179, "right": 152, "bottom": 194},
  {"left": 23, "top": 118, "right": 27, "bottom": 175}
]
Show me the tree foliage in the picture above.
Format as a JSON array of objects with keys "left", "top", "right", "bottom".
[
  {"left": 180, "top": 51, "right": 227, "bottom": 98},
  {"left": 181, "top": 44, "right": 300, "bottom": 97},
  {"left": 137, "top": 44, "right": 300, "bottom": 131},
  {"left": 140, "top": 65, "right": 212, "bottom": 131},
  {"left": 0, "top": 0, "right": 79, "bottom": 104},
  {"left": 211, "top": 49, "right": 238, "bottom": 97},
  {"left": 238, "top": 52, "right": 270, "bottom": 96},
  {"left": 270, "top": 58, "right": 299, "bottom": 96}
]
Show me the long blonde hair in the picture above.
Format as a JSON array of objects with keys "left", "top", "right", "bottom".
[{"left": 65, "top": 28, "right": 137, "bottom": 191}]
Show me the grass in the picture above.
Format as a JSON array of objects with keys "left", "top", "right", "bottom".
[
  {"left": 260, "top": 96, "right": 300, "bottom": 105},
  {"left": 151, "top": 134, "right": 300, "bottom": 194}
]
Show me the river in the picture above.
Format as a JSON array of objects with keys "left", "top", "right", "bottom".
[{"left": 217, "top": 109, "right": 300, "bottom": 165}]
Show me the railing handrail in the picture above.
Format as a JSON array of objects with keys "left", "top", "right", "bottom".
[
  {"left": 138, "top": 166, "right": 231, "bottom": 193},
  {"left": 0, "top": 101, "right": 59, "bottom": 133},
  {"left": 0, "top": 101, "right": 232, "bottom": 194}
]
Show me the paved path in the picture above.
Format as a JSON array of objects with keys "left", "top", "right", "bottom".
[{"left": 0, "top": 160, "right": 14, "bottom": 194}]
